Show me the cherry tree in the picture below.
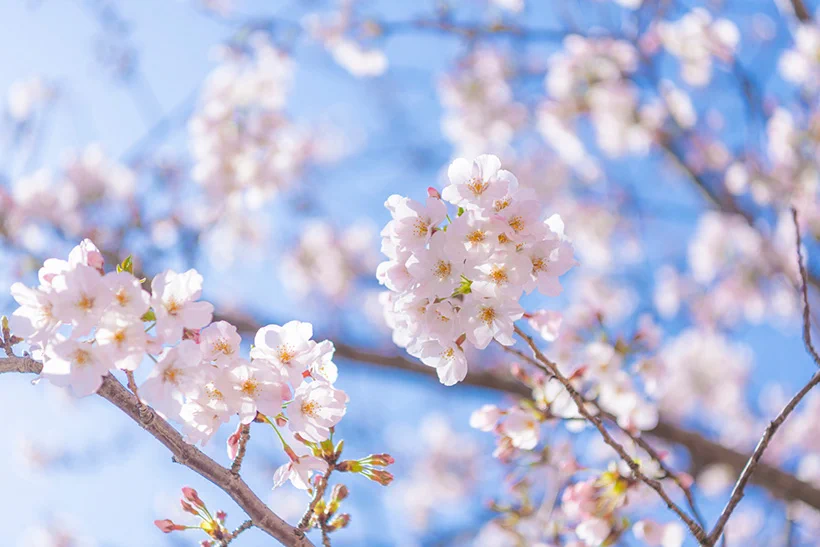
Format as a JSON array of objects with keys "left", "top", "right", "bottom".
[{"left": 3, "top": 0, "right": 820, "bottom": 546}]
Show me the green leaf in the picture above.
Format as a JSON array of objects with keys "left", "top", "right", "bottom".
[
  {"left": 457, "top": 207, "right": 465, "bottom": 217},
  {"left": 141, "top": 309, "right": 156, "bottom": 322},
  {"left": 118, "top": 255, "right": 134, "bottom": 274}
]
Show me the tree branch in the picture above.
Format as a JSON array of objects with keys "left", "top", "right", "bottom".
[
  {"left": 706, "top": 208, "right": 820, "bottom": 545},
  {"left": 0, "top": 355, "right": 313, "bottom": 547}
]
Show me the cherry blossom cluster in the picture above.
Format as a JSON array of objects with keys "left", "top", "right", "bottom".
[
  {"left": 438, "top": 47, "right": 527, "bottom": 158},
  {"left": 654, "top": 211, "right": 800, "bottom": 326},
  {"left": 188, "top": 34, "right": 315, "bottom": 211},
  {"left": 8, "top": 240, "right": 350, "bottom": 473},
  {"left": 378, "top": 154, "right": 576, "bottom": 385},
  {"left": 280, "top": 220, "right": 379, "bottom": 301},
  {"left": 652, "top": 8, "right": 740, "bottom": 87},
  {"left": 2, "top": 145, "right": 136, "bottom": 254},
  {"left": 303, "top": 10, "right": 388, "bottom": 78}
]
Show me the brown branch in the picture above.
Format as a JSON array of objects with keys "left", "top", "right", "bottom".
[
  {"left": 0, "top": 355, "right": 313, "bottom": 547},
  {"left": 230, "top": 424, "right": 251, "bottom": 475},
  {"left": 793, "top": 208, "right": 820, "bottom": 368},
  {"left": 512, "top": 325, "right": 709, "bottom": 543},
  {"left": 706, "top": 209, "right": 820, "bottom": 545},
  {"left": 789, "top": 0, "right": 812, "bottom": 22},
  {"left": 299, "top": 468, "right": 333, "bottom": 531}
]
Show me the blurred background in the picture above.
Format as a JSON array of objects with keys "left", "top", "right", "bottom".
[{"left": 2, "top": 0, "right": 820, "bottom": 545}]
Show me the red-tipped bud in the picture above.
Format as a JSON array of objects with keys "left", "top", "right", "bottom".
[
  {"left": 216, "top": 510, "right": 227, "bottom": 523},
  {"left": 363, "top": 469, "right": 394, "bottom": 486},
  {"left": 181, "top": 487, "right": 205, "bottom": 509},
  {"left": 181, "top": 500, "right": 198, "bottom": 516},
  {"left": 201, "top": 541, "right": 213, "bottom": 547},
  {"left": 155, "top": 519, "right": 186, "bottom": 533},
  {"left": 360, "top": 454, "right": 394, "bottom": 467},
  {"left": 427, "top": 187, "right": 441, "bottom": 199},
  {"left": 275, "top": 415, "right": 288, "bottom": 427}
]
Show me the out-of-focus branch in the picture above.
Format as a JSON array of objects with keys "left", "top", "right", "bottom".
[
  {"left": 706, "top": 209, "right": 820, "bottom": 545},
  {"left": 0, "top": 354, "right": 313, "bottom": 547},
  {"left": 216, "top": 311, "right": 820, "bottom": 512},
  {"left": 789, "top": 0, "right": 812, "bottom": 22}
]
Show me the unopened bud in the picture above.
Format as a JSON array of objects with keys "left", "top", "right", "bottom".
[
  {"left": 275, "top": 415, "right": 287, "bottom": 427},
  {"left": 227, "top": 424, "right": 243, "bottom": 461},
  {"left": 181, "top": 500, "right": 198, "bottom": 515},
  {"left": 427, "top": 187, "right": 441, "bottom": 199},
  {"left": 201, "top": 541, "right": 213, "bottom": 547},
  {"left": 360, "top": 454, "right": 394, "bottom": 467},
  {"left": 334, "top": 439, "right": 345, "bottom": 457},
  {"left": 154, "top": 519, "right": 186, "bottom": 533},
  {"left": 216, "top": 510, "right": 227, "bottom": 523},
  {"left": 331, "top": 484, "right": 349, "bottom": 502},
  {"left": 363, "top": 469, "right": 394, "bottom": 486},
  {"left": 182, "top": 487, "right": 205, "bottom": 509},
  {"left": 328, "top": 514, "right": 351, "bottom": 531}
]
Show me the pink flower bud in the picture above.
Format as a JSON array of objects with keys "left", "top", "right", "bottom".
[
  {"left": 181, "top": 487, "right": 205, "bottom": 509},
  {"left": 227, "top": 423, "right": 243, "bottom": 460},
  {"left": 216, "top": 510, "right": 227, "bottom": 523},
  {"left": 427, "top": 187, "right": 441, "bottom": 199},
  {"left": 275, "top": 415, "right": 288, "bottom": 427},
  {"left": 181, "top": 500, "right": 198, "bottom": 515},
  {"left": 363, "top": 469, "right": 394, "bottom": 486},
  {"left": 361, "top": 453, "right": 394, "bottom": 467},
  {"left": 154, "top": 519, "right": 186, "bottom": 533}
]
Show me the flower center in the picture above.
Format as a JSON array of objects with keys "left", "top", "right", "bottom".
[
  {"left": 163, "top": 366, "right": 180, "bottom": 384},
  {"left": 498, "top": 233, "right": 511, "bottom": 245},
  {"left": 73, "top": 349, "right": 91, "bottom": 367},
  {"left": 493, "top": 197, "right": 511, "bottom": 212},
  {"left": 466, "top": 178, "right": 489, "bottom": 196},
  {"left": 113, "top": 329, "right": 127, "bottom": 345},
  {"left": 277, "top": 344, "right": 296, "bottom": 364},
  {"left": 165, "top": 298, "right": 181, "bottom": 316},
  {"left": 433, "top": 260, "right": 452, "bottom": 280},
  {"left": 441, "top": 347, "right": 455, "bottom": 360},
  {"left": 413, "top": 218, "right": 430, "bottom": 238},
  {"left": 212, "top": 338, "right": 233, "bottom": 356},
  {"left": 489, "top": 265, "right": 508, "bottom": 285},
  {"left": 114, "top": 288, "right": 130, "bottom": 307},
  {"left": 532, "top": 256, "right": 547, "bottom": 273},
  {"left": 206, "top": 385, "right": 224, "bottom": 401},
  {"left": 466, "top": 229, "right": 486, "bottom": 244},
  {"left": 508, "top": 215, "right": 525, "bottom": 233},
  {"left": 301, "top": 399, "right": 319, "bottom": 418},
  {"left": 77, "top": 294, "right": 95, "bottom": 312},
  {"left": 240, "top": 378, "right": 259, "bottom": 397},
  {"left": 478, "top": 305, "right": 496, "bottom": 325}
]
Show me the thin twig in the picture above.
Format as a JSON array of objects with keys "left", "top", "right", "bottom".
[
  {"left": 231, "top": 424, "right": 251, "bottom": 475},
  {"left": 706, "top": 210, "right": 820, "bottom": 545},
  {"left": 299, "top": 468, "right": 333, "bottom": 530},
  {"left": 512, "top": 325, "right": 708, "bottom": 544},
  {"left": 500, "top": 344, "right": 708, "bottom": 530},
  {"left": 792, "top": 207, "right": 820, "bottom": 368},
  {"left": 220, "top": 519, "right": 254, "bottom": 546}
]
